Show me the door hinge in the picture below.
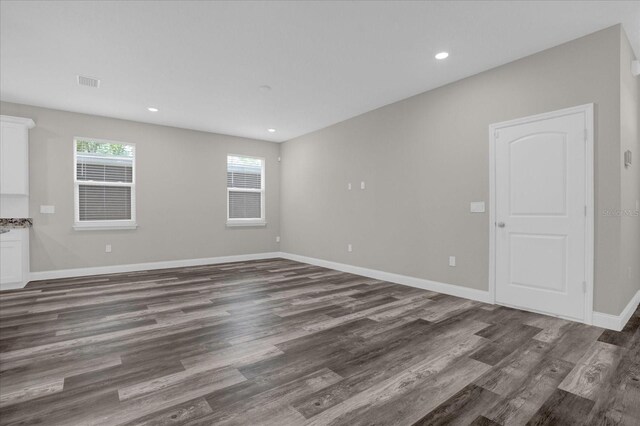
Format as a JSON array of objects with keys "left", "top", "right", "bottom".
[{"left": 582, "top": 281, "right": 587, "bottom": 293}]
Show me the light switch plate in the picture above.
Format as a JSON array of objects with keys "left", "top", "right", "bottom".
[
  {"left": 470, "top": 202, "right": 485, "bottom": 213},
  {"left": 40, "top": 205, "right": 55, "bottom": 214}
]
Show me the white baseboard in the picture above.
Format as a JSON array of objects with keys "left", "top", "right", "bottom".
[
  {"left": 278, "top": 252, "right": 493, "bottom": 304},
  {"left": 28, "top": 252, "right": 282, "bottom": 283},
  {"left": 0, "top": 281, "right": 28, "bottom": 291},
  {"left": 592, "top": 290, "right": 640, "bottom": 331},
  {"left": 280, "top": 253, "right": 640, "bottom": 331},
  {"left": 25, "top": 249, "right": 637, "bottom": 332}
]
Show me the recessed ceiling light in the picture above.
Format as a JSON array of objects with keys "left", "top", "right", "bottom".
[
  {"left": 147, "top": 107, "right": 159, "bottom": 112},
  {"left": 435, "top": 52, "right": 449, "bottom": 60},
  {"left": 267, "top": 128, "right": 276, "bottom": 133},
  {"left": 259, "top": 85, "right": 272, "bottom": 92}
]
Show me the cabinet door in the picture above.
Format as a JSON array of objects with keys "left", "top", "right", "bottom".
[
  {"left": 0, "top": 123, "right": 29, "bottom": 195},
  {"left": 0, "top": 239, "right": 23, "bottom": 288}
]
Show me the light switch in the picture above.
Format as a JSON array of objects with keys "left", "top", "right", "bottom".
[
  {"left": 449, "top": 256, "right": 456, "bottom": 267},
  {"left": 40, "top": 205, "right": 55, "bottom": 214},
  {"left": 360, "top": 181, "right": 365, "bottom": 190},
  {"left": 470, "top": 202, "right": 485, "bottom": 213}
]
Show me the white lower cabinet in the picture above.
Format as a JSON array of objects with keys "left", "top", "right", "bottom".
[{"left": 0, "top": 229, "right": 29, "bottom": 290}]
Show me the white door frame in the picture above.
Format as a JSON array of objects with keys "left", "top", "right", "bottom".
[{"left": 488, "top": 103, "right": 594, "bottom": 325}]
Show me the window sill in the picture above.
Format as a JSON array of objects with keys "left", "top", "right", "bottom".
[
  {"left": 226, "top": 220, "right": 267, "bottom": 228},
  {"left": 74, "top": 221, "right": 138, "bottom": 231}
]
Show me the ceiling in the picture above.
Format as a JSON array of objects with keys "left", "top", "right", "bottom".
[{"left": 1, "top": 1, "right": 638, "bottom": 142}]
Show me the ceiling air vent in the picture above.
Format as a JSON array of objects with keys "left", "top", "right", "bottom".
[{"left": 77, "top": 75, "right": 100, "bottom": 88}]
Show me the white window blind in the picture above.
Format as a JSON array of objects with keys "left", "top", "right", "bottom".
[
  {"left": 74, "top": 138, "right": 136, "bottom": 230},
  {"left": 227, "top": 155, "right": 265, "bottom": 226}
]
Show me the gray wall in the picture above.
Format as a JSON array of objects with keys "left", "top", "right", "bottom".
[
  {"left": 280, "top": 25, "right": 630, "bottom": 315},
  {"left": 0, "top": 102, "right": 281, "bottom": 272},
  {"left": 619, "top": 29, "right": 640, "bottom": 313}
]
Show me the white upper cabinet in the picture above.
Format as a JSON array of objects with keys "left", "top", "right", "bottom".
[{"left": 0, "top": 115, "right": 35, "bottom": 196}]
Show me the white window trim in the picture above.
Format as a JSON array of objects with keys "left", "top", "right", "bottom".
[
  {"left": 73, "top": 137, "right": 137, "bottom": 231},
  {"left": 226, "top": 154, "right": 266, "bottom": 227}
]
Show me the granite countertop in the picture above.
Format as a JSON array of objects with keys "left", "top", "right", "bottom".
[{"left": 0, "top": 218, "right": 33, "bottom": 229}]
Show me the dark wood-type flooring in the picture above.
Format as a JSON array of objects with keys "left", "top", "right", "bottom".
[{"left": 0, "top": 258, "right": 638, "bottom": 425}]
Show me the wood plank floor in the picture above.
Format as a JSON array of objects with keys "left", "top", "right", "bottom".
[{"left": 0, "top": 258, "right": 638, "bottom": 425}]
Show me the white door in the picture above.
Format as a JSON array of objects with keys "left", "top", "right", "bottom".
[{"left": 492, "top": 106, "right": 592, "bottom": 321}]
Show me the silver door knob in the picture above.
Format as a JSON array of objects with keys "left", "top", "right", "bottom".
[{"left": 497, "top": 222, "right": 506, "bottom": 228}]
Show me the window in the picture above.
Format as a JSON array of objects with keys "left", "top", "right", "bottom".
[
  {"left": 227, "top": 155, "right": 265, "bottom": 226},
  {"left": 73, "top": 138, "right": 136, "bottom": 230}
]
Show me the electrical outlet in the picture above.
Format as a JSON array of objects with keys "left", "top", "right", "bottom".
[
  {"left": 276, "top": 236, "right": 280, "bottom": 243},
  {"left": 40, "top": 205, "right": 55, "bottom": 214},
  {"left": 348, "top": 182, "right": 352, "bottom": 190},
  {"left": 347, "top": 244, "right": 353, "bottom": 252},
  {"left": 449, "top": 256, "right": 456, "bottom": 267},
  {"left": 105, "top": 244, "right": 112, "bottom": 253},
  {"left": 470, "top": 202, "right": 485, "bottom": 213},
  {"left": 360, "top": 181, "right": 366, "bottom": 190}
]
